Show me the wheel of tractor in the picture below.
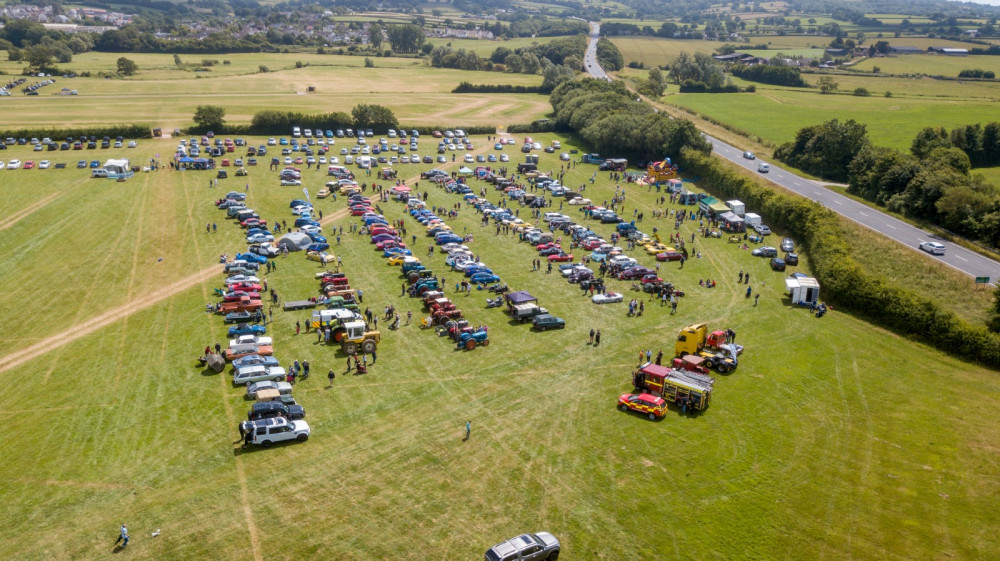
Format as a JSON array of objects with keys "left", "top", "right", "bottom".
[
  {"left": 483, "top": 339, "right": 490, "bottom": 346},
  {"left": 361, "top": 339, "right": 376, "bottom": 354},
  {"left": 717, "top": 364, "right": 729, "bottom": 374},
  {"left": 619, "top": 404, "right": 628, "bottom": 412},
  {"left": 418, "top": 286, "right": 428, "bottom": 295},
  {"left": 343, "top": 342, "right": 358, "bottom": 356},
  {"left": 408, "top": 272, "right": 420, "bottom": 284},
  {"left": 465, "top": 339, "right": 476, "bottom": 350},
  {"left": 333, "top": 329, "right": 346, "bottom": 343},
  {"left": 296, "top": 434, "right": 308, "bottom": 442},
  {"left": 261, "top": 440, "right": 273, "bottom": 448}
]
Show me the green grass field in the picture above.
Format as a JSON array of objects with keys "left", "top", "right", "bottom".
[
  {"left": 0, "top": 52, "right": 550, "bottom": 130},
  {"left": 666, "top": 77, "right": 1000, "bottom": 150},
  {"left": 852, "top": 53, "right": 1000, "bottom": 76},
  {"left": 0, "top": 133, "right": 998, "bottom": 560}
]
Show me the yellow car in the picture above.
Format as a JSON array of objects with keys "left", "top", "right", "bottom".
[
  {"left": 387, "top": 255, "right": 419, "bottom": 266},
  {"left": 306, "top": 250, "right": 332, "bottom": 263},
  {"left": 316, "top": 188, "right": 330, "bottom": 199},
  {"left": 644, "top": 243, "right": 670, "bottom": 255}
]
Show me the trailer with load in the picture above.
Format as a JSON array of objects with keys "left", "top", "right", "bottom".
[{"left": 674, "top": 323, "right": 743, "bottom": 373}]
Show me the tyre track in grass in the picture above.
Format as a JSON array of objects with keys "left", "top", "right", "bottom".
[
  {"left": 41, "top": 184, "right": 151, "bottom": 384},
  {"left": 186, "top": 179, "right": 264, "bottom": 561},
  {"left": 109, "top": 174, "right": 151, "bottom": 390},
  {"left": 0, "top": 192, "right": 61, "bottom": 231}
]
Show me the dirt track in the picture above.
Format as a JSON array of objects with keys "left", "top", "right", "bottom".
[{"left": 0, "top": 207, "right": 351, "bottom": 375}]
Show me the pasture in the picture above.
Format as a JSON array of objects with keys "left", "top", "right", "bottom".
[
  {"left": 0, "top": 52, "right": 550, "bottom": 130},
  {"left": 851, "top": 53, "right": 1000, "bottom": 76},
  {"left": 666, "top": 76, "right": 1000, "bottom": 150},
  {"left": 0, "top": 133, "right": 998, "bottom": 560}
]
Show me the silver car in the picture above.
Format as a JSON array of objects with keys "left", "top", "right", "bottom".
[{"left": 485, "top": 532, "right": 560, "bottom": 561}]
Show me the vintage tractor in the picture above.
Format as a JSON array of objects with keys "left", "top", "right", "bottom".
[
  {"left": 407, "top": 269, "right": 435, "bottom": 285},
  {"left": 401, "top": 261, "right": 426, "bottom": 275},
  {"left": 339, "top": 320, "right": 380, "bottom": 355},
  {"left": 456, "top": 329, "right": 489, "bottom": 350},
  {"left": 409, "top": 278, "right": 439, "bottom": 296},
  {"left": 434, "top": 309, "right": 464, "bottom": 325}
]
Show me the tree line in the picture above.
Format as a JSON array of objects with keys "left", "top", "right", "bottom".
[
  {"left": 549, "top": 78, "right": 711, "bottom": 161},
  {"left": 774, "top": 118, "right": 1000, "bottom": 249}
]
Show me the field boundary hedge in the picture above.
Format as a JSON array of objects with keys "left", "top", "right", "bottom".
[
  {"left": 680, "top": 147, "right": 1000, "bottom": 368},
  {"left": 0, "top": 124, "right": 150, "bottom": 140}
]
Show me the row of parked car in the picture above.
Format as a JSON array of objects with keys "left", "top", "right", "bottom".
[
  {"left": 1, "top": 135, "right": 137, "bottom": 151},
  {"left": 213, "top": 190, "right": 313, "bottom": 448}
]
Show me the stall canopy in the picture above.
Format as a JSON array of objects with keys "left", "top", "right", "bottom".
[
  {"left": 505, "top": 291, "right": 537, "bottom": 305},
  {"left": 277, "top": 232, "right": 313, "bottom": 251},
  {"left": 719, "top": 211, "right": 745, "bottom": 231},
  {"left": 457, "top": 166, "right": 473, "bottom": 175}
]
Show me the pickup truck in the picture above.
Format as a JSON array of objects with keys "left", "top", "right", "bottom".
[{"left": 510, "top": 303, "right": 548, "bottom": 322}]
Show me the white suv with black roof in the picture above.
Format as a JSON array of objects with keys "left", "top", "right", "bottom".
[{"left": 485, "top": 532, "right": 559, "bottom": 561}]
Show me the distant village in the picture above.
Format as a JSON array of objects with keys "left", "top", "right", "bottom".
[{"left": 0, "top": 3, "right": 494, "bottom": 45}]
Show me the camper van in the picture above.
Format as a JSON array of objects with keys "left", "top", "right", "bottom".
[
  {"left": 356, "top": 156, "right": 372, "bottom": 169},
  {"left": 292, "top": 126, "right": 301, "bottom": 138}
]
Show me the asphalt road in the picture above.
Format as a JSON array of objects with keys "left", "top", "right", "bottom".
[{"left": 583, "top": 22, "right": 1000, "bottom": 283}]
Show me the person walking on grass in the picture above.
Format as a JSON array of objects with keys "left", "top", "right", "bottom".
[
  {"left": 589, "top": 328, "right": 595, "bottom": 344},
  {"left": 595, "top": 330, "right": 601, "bottom": 346},
  {"left": 114, "top": 524, "right": 129, "bottom": 548},
  {"left": 295, "top": 320, "right": 301, "bottom": 335},
  {"left": 465, "top": 421, "right": 471, "bottom": 440}
]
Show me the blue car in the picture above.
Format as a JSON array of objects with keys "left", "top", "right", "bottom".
[
  {"left": 470, "top": 272, "right": 501, "bottom": 284},
  {"left": 232, "top": 354, "right": 279, "bottom": 369},
  {"left": 228, "top": 324, "right": 267, "bottom": 337},
  {"left": 465, "top": 266, "right": 492, "bottom": 277},
  {"left": 235, "top": 252, "right": 268, "bottom": 265},
  {"left": 289, "top": 199, "right": 309, "bottom": 208},
  {"left": 89, "top": 160, "right": 100, "bottom": 168},
  {"left": 590, "top": 252, "right": 608, "bottom": 262},
  {"left": 436, "top": 234, "right": 464, "bottom": 245},
  {"left": 307, "top": 233, "right": 327, "bottom": 243},
  {"left": 279, "top": 138, "right": 289, "bottom": 145},
  {"left": 307, "top": 242, "right": 330, "bottom": 252},
  {"left": 246, "top": 227, "right": 270, "bottom": 236},
  {"left": 295, "top": 218, "right": 320, "bottom": 228},
  {"left": 325, "top": 130, "right": 334, "bottom": 138},
  {"left": 384, "top": 247, "right": 412, "bottom": 257}
]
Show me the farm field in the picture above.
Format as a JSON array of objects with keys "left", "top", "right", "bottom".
[
  {"left": 0, "top": 52, "right": 551, "bottom": 130},
  {"left": 666, "top": 80, "right": 1000, "bottom": 150},
  {"left": 0, "top": 134, "right": 998, "bottom": 560},
  {"left": 423, "top": 36, "right": 549, "bottom": 57},
  {"left": 851, "top": 53, "right": 1000, "bottom": 76}
]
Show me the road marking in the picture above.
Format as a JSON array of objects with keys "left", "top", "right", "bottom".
[
  {"left": 858, "top": 211, "right": 868, "bottom": 216},
  {"left": 886, "top": 224, "right": 896, "bottom": 230},
  {"left": 833, "top": 200, "right": 843, "bottom": 205},
  {"left": 955, "top": 255, "right": 967, "bottom": 261}
]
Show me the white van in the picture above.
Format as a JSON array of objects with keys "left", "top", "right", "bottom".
[
  {"left": 357, "top": 156, "right": 372, "bottom": 169},
  {"left": 292, "top": 126, "right": 301, "bottom": 138},
  {"left": 757, "top": 162, "right": 770, "bottom": 173},
  {"left": 345, "top": 155, "right": 354, "bottom": 165},
  {"left": 92, "top": 168, "right": 108, "bottom": 178}
]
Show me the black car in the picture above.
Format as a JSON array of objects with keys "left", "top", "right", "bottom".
[
  {"left": 248, "top": 401, "right": 305, "bottom": 421},
  {"left": 769, "top": 257, "right": 786, "bottom": 271},
  {"left": 784, "top": 252, "right": 799, "bottom": 266}
]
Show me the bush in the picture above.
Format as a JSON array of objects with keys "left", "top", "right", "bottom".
[
  {"left": 679, "top": 148, "right": 1000, "bottom": 368},
  {"left": 452, "top": 82, "right": 550, "bottom": 94},
  {"left": 0, "top": 124, "right": 150, "bottom": 140},
  {"left": 853, "top": 87, "right": 871, "bottom": 96}
]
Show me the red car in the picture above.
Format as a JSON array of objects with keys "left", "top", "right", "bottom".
[
  {"left": 618, "top": 393, "right": 668, "bottom": 420},
  {"left": 536, "top": 242, "right": 560, "bottom": 251},
  {"left": 350, "top": 207, "right": 373, "bottom": 216},
  {"left": 656, "top": 251, "right": 684, "bottom": 262},
  {"left": 369, "top": 226, "right": 398, "bottom": 236},
  {"left": 224, "top": 291, "right": 261, "bottom": 301},
  {"left": 376, "top": 239, "right": 406, "bottom": 250},
  {"left": 241, "top": 218, "right": 267, "bottom": 228},
  {"left": 23, "top": 161, "right": 35, "bottom": 169},
  {"left": 230, "top": 282, "right": 263, "bottom": 292},
  {"left": 641, "top": 275, "right": 663, "bottom": 284},
  {"left": 547, "top": 253, "right": 574, "bottom": 262},
  {"left": 581, "top": 239, "right": 604, "bottom": 250}
]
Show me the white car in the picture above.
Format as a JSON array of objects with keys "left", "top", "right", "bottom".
[
  {"left": 440, "top": 243, "right": 470, "bottom": 253},
  {"left": 560, "top": 265, "right": 591, "bottom": 278},
  {"left": 268, "top": 138, "right": 277, "bottom": 145},
  {"left": 919, "top": 241, "right": 946, "bottom": 255},
  {"left": 300, "top": 225, "right": 321, "bottom": 235},
  {"left": 225, "top": 275, "right": 260, "bottom": 286},
  {"left": 233, "top": 365, "right": 286, "bottom": 386},
  {"left": 592, "top": 292, "right": 624, "bottom": 304},
  {"left": 568, "top": 197, "right": 591, "bottom": 205},
  {"left": 38, "top": 160, "right": 51, "bottom": 169},
  {"left": 280, "top": 179, "right": 302, "bottom": 186},
  {"left": 127, "top": 141, "right": 137, "bottom": 148},
  {"left": 246, "top": 233, "right": 275, "bottom": 244},
  {"left": 230, "top": 335, "right": 273, "bottom": 347},
  {"left": 246, "top": 380, "right": 293, "bottom": 400},
  {"left": 9, "top": 160, "right": 21, "bottom": 168},
  {"left": 453, "top": 260, "right": 487, "bottom": 272},
  {"left": 559, "top": 153, "right": 570, "bottom": 161},
  {"left": 532, "top": 142, "right": 542, "bottom": 150},
  {"left": 328, "top": 156, "right": 339, "bottom": 164},
  {"left": 243, "top": 417, "right": 310, "bottom": 447},
  {"left": 500, "top": 154, "right": 509, "bottom": 162},
  {"left": 291, "top": 204, "right": 313, "bottom": 215}
]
